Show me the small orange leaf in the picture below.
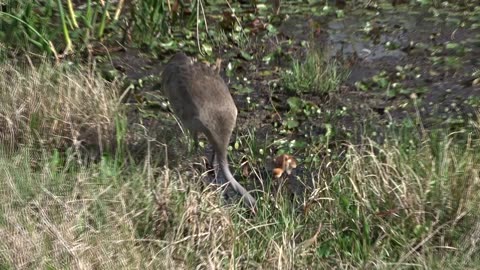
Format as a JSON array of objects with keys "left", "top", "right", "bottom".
[
  {"left": 273, "top": 168, "right": 284, "bottom": 178},
  {"left": 273, "top": 154, "right": 297, "bottom": 178}
]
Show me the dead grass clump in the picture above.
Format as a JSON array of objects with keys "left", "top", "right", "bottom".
[{"left": 0, "top": 62, "right": 121, "bottom": 154}]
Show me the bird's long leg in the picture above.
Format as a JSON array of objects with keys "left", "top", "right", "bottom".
[
  {"left": 189, "top": 131, "right": 198, "bottom": 152},
  {"left": 208, "top": 148, "right": 216, "bottom": 169},
  {"left": 211, "top": 151, "right": 226, "bottom": 184}
]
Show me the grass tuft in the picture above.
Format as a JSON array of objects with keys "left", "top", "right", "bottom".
[{"left": 282, "top": 47, "right": 349, "bottom": 95}]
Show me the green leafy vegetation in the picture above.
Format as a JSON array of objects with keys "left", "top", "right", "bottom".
[
  {"left": 355, "top": 68, "right": 429, "bottom": 98},
  {"left": 1, "top": 0, "right": 480, "bottom": 268},
  {"left": 0, "top": 0, "right": 121, "bottom": 57},
  {"left": 132, "top": 0, "right": 173, "bottom": 48}
]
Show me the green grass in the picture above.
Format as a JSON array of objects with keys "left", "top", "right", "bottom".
[
  {"left": 1, "top": 122, "right": 479, "bottom": 268},
  {"left": 132, "top": 0, "right": 171, "bottom": 48},
  {"left": 2, "top": 1, "right": 74, "bottom": 56},
  {"left": 0, "top": 0, "right": 214, "bottom": 57},
  {"left": 1, "top": 60, "right": 479, "bottom": 269},
  {"left": 282, "top": 47, "right": 350, "bottom": 95},
  {"left": 0, "top": 0, "right": 171, "bottom": 57}
]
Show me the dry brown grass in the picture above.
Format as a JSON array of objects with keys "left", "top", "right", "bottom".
[
  {"left": 1, "top": 130, "right": 480, "bottom": 269},
  {"left": 0, "top": 62, "right": 121, "bottom": 154},
  {"left": 0, "top": 150, "right": 246, "bottom": 269},
  {"left": 1, "top": 62, "right": 479, "bottom": 269}
]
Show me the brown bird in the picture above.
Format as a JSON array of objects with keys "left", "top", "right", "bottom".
[{"left": 161, "top": 52, "right": 257, "bottom": 212}]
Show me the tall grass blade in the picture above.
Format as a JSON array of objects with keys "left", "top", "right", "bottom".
[
  {"left": 98, "top": 0, "right": 110, "bottom": 38},
  {"left": 0, "top": 11, "right": 54, "bottom": 54},
  {"left": 56, "top": 0, "right": 73, "bottom": 54},
  {"left": 67, "top": 0, "right": 79, "bottom": 28}
]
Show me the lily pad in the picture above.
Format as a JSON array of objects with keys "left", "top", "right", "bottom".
[
  {"left": 232, "top": 83, "right": 254, "bottom": 94},
  {"left": 286, "top": 118, "right": 299, "bottom": 129}
]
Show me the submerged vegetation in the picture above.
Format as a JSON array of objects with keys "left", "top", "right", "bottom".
[{"left": 1, "top": 0, "right": 480, "bottom": 268}]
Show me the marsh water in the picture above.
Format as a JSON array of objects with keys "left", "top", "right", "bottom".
[{"left": 105, "top": 1, "right": 479, "bottom": 197}]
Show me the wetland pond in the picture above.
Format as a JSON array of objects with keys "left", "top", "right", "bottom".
[{"left": 106, "top": 1, "right": 479, "bottom": 195}]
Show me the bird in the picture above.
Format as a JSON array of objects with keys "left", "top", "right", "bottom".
[{"left": 161, "top": 52, "right": 257, "bottom": 212}]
